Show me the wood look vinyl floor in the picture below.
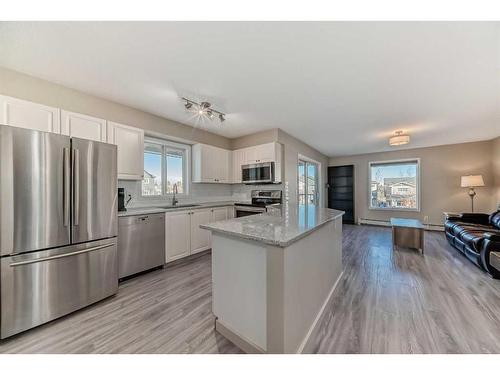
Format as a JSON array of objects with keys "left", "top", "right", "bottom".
[{"left": 1, "top": 225, "right": 500, "bottom": 354}]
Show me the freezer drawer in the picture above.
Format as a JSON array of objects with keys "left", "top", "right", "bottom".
[
  {"left": 0, "top": 238, "right": 118, "bottom": 339},
  {"left": 118, "top": 213, "right": 165, "bottom": 279}
]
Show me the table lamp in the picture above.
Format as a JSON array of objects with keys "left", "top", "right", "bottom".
[{"left": 461, "top": 175, "right": 485, "bottom": 212}]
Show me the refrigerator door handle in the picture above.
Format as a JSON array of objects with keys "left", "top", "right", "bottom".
[
  {"left": 63, "top": 147, "right": 71, "bottom": 227},
  {"left": 72, "top": 148, "right": 80, "bottom": 226},
  {"left": 9, "top": 243, "right": 114, "bottom": 267}
]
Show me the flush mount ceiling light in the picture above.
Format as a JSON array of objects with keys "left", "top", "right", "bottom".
[
  {"left": 389, "top": 130, "right": 410, "bottom": 146},
  {"left": 183, "top": 97, "right": 225, "bottom": 123}
]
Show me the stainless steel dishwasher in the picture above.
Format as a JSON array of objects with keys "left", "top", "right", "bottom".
[{"left": 118, "top": 213, "right": 165, "bottom": 279}]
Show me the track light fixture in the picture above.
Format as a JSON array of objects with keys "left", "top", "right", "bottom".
[{"left": 182, "top": 97, "right": 226, "bottom": 123}]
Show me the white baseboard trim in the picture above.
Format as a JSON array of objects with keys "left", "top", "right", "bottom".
[
  {"left": 358, "top": 218, "right": 444, "bottom": 232},
  {"left": 215, "top": 319, "right": 265, "bottom": 354},
  {"left": 297, "top": 270, "right": 344, "bottom": 354}
]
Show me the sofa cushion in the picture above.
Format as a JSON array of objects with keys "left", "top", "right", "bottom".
[
  {"left": 458, "top": 230, "right": 489, "bottom": 253},
  {"left": 451, "top": 223, "right": 488, "bottom": 236},
  {"left": 444, "top": 220, "right": 460, "bottom": 233},
  {"left": 450, "top": 223, "right": 499, "bottom": 237},
  {"left": 490, "top": 211, "right": 500, "bottom": 229}
]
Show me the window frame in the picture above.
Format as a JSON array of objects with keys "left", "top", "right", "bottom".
[
  {"left": 368, "top": 158, "right": 421, "bottom": 212},
  {"left": 297, "top": 154, "right": 322, "bottom": 207},
  {"left": 141, "top": 137, "right": 190, "bottom": 198}
]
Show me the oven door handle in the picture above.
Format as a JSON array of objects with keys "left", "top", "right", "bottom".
[{"left": 235, "top": 206, "right": 266, "bottom": 213}]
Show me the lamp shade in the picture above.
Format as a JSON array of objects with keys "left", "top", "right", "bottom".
[{"left": 461, "top": 175, "right": 485, "bottom": 188}]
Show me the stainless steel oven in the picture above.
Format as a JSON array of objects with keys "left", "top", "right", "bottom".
[
  {"left": 234, "top": 205, "right": 267, "bottom": 218},
  {"left": 234, "top": 190, "right": 282, "bottom": 218},
  {"left": 242, "top": 162, "right": 275, "bottom": 184}
]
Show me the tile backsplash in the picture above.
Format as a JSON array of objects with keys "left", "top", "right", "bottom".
[{"left": 118, "top": 180, "right": 284, "bottom": 208}]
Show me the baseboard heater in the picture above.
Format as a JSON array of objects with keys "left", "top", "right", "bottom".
[{"left": 357, "top": 218, "right": 444, "bottom": 232}]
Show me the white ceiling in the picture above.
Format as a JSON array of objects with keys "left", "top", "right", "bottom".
[{"left": 0, "top": 22, "right": 499, "bottom": 157}]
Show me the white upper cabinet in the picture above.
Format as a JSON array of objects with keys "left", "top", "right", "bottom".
[
  {"left": 232, "top": 142, "right": 283, "bottom": 183},
  {"left": 242, "top": 142, "right": 281, "bottom": 165},
  {"left": 243, "top": 146, "right": 258, "bottom": 165},
  {"left": 0, "top": 95, "right": 61, "bottom": 133},
  {"left": 254, "top": 143, "right": 276, "bottom": 162},
  {"left": 61, "top": 110, "right": 107, "bottom": 142},
  {"left": 192, "top": 143, "right": 230, "bottom": 183},
  {"left": 107, "top": 121, "right": 144, "bottom": 180},
  {"left": 231, "top": 149, "right": 246, "bottom": 184}
]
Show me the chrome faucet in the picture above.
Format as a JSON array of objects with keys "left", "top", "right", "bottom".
[{"left": 172, "top": 183, "right": 179, "bottom": 206}]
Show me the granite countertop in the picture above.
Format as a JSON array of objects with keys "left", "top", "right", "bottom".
[
  {"left": 200, "top": 204, "right": 344, "bottom": 248},
  {"left": 118, "top": 201, "right": 238, "bottom": 217}
]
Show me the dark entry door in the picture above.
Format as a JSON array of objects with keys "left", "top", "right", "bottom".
[{"left": 327, "top": 165, "right": 354, "bottom": 224}]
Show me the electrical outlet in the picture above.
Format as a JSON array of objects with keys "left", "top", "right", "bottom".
[{"left": 423, "top": 215, "right": 429, "bottom": 223}]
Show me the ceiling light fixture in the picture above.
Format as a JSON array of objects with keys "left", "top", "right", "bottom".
[
  {"left": 182, "top": 97, "right": 226, "bottom": 123},
  {"left": 389, "top": 130, "right": 410, "bottom": 146}
]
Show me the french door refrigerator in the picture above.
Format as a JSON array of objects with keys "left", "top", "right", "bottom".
[{"left": 0, "top": 124, "right": 118, "bottom": 338}]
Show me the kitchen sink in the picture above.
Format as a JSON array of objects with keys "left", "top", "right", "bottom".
[{"left": 156, "top": 204, "right": 201, "bottom": 209}]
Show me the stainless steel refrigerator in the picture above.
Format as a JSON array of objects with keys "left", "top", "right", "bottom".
[{"left": 0, "top": 124, "right": 118, "bottom": 338}]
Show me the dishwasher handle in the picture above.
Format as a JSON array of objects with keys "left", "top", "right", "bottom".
[{"left": 136, "top": 215, "right": 149, "bottom": 222}]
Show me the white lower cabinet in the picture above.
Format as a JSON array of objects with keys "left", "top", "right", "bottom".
[
  {"left": 211, "top": 207, "right": 229, "bottom": 222},
  {"left": 165, "top": 211, "right": 191, "bottom": 262},
  {"left": 227, "top": 206, "right": 235, "bottom": 219},
  {"left": 190, "top": 209, "right": 212, "bottom": 254},
  {"left": 165, "top": 206, "right": 234, "bottom": 263}
]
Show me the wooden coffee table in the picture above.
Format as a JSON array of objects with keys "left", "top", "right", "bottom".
[{"left": 390, "top": 218, "right": 425, "bottom": 254}]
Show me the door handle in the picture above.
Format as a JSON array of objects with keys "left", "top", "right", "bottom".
[
  {"left": 10, "top": 243, "right": 114, "bottom": 267},
  {"left": 72, "top": 148, "right": 80, "bottom": 226},
  {"left": 63, "top": 147, "right": 70, "bottom": 227}
]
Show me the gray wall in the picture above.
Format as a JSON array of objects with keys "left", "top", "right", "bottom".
[
  {"left": 230, "top": 129, "right": 279, "bottom": 150},
  {"left": 0, "top": 67, "right": 231, "bottom": 149},
  {"left": 276, "top": 129, "right": 329, "bottom": 207},
  {"left": 493, "top": 136, "right": 500, "bottom": 208},
  {"left": 329, "top": 139, "right": 498, "bottom": 226}
]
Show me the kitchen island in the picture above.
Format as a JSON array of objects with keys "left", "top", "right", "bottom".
[{"left": 200, "top": 204, "right": 344, "bottom": 354}]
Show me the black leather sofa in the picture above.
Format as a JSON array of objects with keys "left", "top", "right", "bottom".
[{"left": 444, "top": 210, "right": 500, "bottom": 278}]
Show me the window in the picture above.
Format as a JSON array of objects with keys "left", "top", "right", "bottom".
[
  {"left": 369, "top": 159, "right": 420, "bottom": 211},
  {"left": 142, "top": 137, "right": 189, "bottom": 196},
  {"left": 298, "top": 158, "right": 320, "bottom": 206}
]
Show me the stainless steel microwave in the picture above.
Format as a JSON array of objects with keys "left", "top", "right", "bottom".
[{"left": 242, "top": 162, "right": 275, "bottom": 184}]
